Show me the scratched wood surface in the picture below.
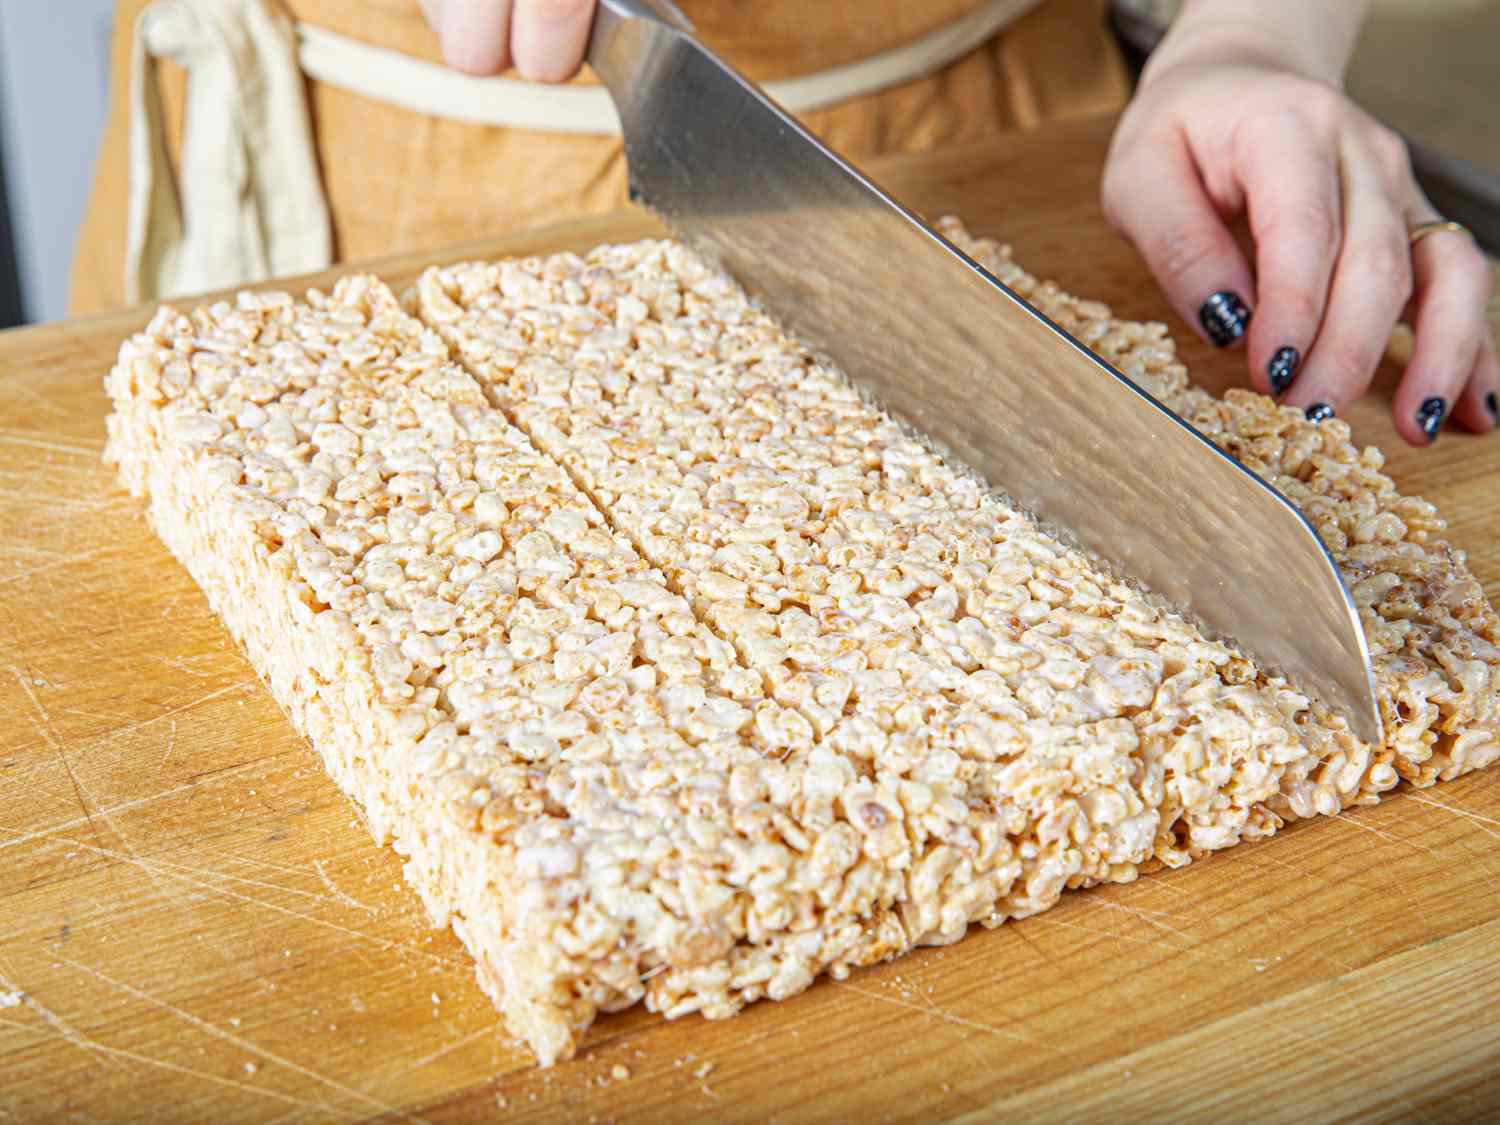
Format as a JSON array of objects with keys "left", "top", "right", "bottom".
[{"left": 3, "top": 114, "right": 1500, "bottom": 1123}]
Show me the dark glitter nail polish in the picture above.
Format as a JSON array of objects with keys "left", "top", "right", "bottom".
[
  {"left": 1486, "top": 391, "right": 1498, "bottom": 421},
  {"left": 1267, "top": 346, "right": 1300, "bottom": 395},
  {"left": 1305, "top": 402, "right": 1335, "bottom": 423},
  {"left": 1199, "top": 291, "right": 1251, "bottom": 348},
  {"left": 1416, "top": 396, "right": 1447, "bottom": 441}
]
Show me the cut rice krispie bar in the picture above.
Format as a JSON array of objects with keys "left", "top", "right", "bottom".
[{"left": 105, "top": 224, "right": 1500, "bottom": 1066}]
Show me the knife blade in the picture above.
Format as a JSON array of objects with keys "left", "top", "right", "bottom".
[{"left": 585, "top": 0, "right": 1382, "bottom": 744}]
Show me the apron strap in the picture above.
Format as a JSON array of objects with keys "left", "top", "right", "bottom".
[
  {"left": 297, "top": 0, "right": 1044, "bottom": 134},
  {"left": 125, "top": 0, "right": 332, "bottom": 304}
]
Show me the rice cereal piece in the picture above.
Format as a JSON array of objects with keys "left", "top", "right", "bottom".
[
  {"left": 412, "top": 251, "right": 1332, "bottom": 915},
  {"left": 105, "top": 276, "right": 819, "bottom": 1062},
  {"left": 410, "top": 234, "right": 1498, "bottom": 978},
  {"left": 939, "top": 218, "right": 1500, "bottom": 792}
]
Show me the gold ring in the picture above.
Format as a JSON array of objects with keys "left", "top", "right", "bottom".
[{"left": 1408, "top": 219, "right": 1473, "bottom": 246}]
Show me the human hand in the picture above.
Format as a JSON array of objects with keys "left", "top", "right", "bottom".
[
  {"left": 1102, "top": 18, "right": 1496, "bottom": 445},
  {"left": 418, "top": 0, "right": 597, "bottom": 81}
]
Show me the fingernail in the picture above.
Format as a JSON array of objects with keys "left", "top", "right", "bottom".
[
  {"left": 1305, "top": 402, "right": 1335, "bottom": 423},
  {"left": 1267, "top": 346, "right": 1300, "bottom": 395},
  {"left": 1416, "top": 396, "right": 1447, "bottom": 441},
  {"left": 1486, "top": 391, "right": 1498, "bottom": 422},
  {"left": 1199, "top": 290, "right": 1251, "bottom": 348}
]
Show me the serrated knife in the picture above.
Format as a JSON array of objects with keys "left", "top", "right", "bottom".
[{"left": 585, "top": 0, "right": 1382, "bottom": 744}]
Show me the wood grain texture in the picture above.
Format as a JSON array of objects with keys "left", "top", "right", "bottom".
[{"left": 2, "top": 113, "right": 1499, "bottom": 1123}]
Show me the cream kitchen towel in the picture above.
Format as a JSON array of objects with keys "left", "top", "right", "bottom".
[{"left": 125, "top": 0, "right": 331, "bottom": 304}]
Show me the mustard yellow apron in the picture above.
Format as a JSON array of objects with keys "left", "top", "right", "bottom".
[{"left": 71, "top": 0, "right": 1129, "bottom": 315}]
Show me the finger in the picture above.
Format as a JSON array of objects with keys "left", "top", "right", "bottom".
[
  {"left": 1449, "top": 332, "right": 1500, "bottom": 435},
  {"left": 1237, "top": 116, "right": 1342, "bottom": 399},
  {"left": 1283, "top": 140, "right": 1414, "bottom": 422},
  {"left": 1392, "top": 222, "right": 1494, "bottom": 443},
  {"left": 438, "top": 0, "right": 513, "bottom": 74},
  {"left": 510, "top": 0, "right": 595, "bottom": 83},
  {"left": 1102, "top": 129, "right": 1256, "bottom": 349}
]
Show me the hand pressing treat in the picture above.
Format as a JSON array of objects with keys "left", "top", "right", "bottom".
[{"left": 1100, "top": 0, "right": 1498, "bottom": 444}]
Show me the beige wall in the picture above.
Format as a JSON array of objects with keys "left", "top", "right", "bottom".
[
  {"left": 1117, "top": 0, "right": 1500, "bottom": 175},
  {"left": 1348, "top": 1, "right": 1500, "bottom": 176}
]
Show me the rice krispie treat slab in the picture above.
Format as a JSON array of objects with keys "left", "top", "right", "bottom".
[{"left": 104, "top": 223, "right": 1500, "bottom": 1067}]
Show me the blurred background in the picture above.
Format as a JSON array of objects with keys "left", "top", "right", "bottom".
[
  {"left": 1111, "top": 0, "right": 1500, "bottom": 259},
  {"left": 0, "top": 1, "right": 115, "bottom": 327},
  {"left": 0, "top": 0, "right": 1494, "bottom": 328}
]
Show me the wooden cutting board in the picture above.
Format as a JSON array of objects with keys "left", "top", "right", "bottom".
[{"left": 3, "top": 113, "right": 1499, "bottom": 1123}]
